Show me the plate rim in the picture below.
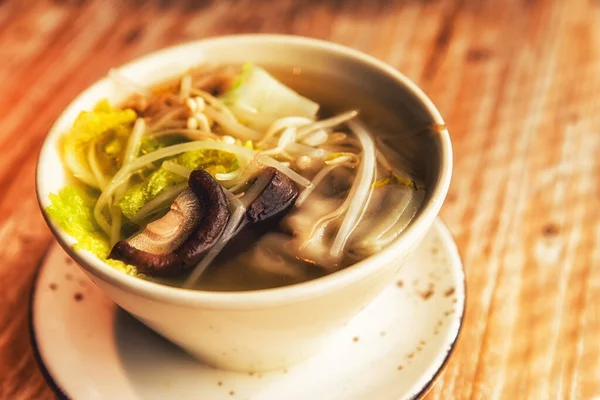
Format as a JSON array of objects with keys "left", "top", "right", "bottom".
[
  {"left": 408, "top": 219, "right": 466, "bottom": 399},
  {"left": 28, "top": 218, "right": 466, "bottom": 400},
  {"left": 29, "top": 246, "right": 70, "bottom": 400}
]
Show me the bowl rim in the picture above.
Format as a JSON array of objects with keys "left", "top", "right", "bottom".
[{"left": 35, "top": 33, "right": 452, "bottom": 309}]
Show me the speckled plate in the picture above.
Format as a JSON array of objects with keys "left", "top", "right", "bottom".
[{"left": 30, "top": 219, "right": 465, "bottom": 400}]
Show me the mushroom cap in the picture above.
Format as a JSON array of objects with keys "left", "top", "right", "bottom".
[
  {"left": 246, "top": 168, "right": 299, "bottom": 224},
  {"left": 177, "top": 168, "right": 231, "bottom": 267}
]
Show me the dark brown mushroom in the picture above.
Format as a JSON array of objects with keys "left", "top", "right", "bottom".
[
  {"left": 109, "top": 167, "right": 299, "bottom": 278},
  {"left": 177, "top": 168, "right": 231, "bottom": 267},
  {"left": 217, "top": 168, "right": 299, "bottom": 262},
  {"left": 244, "top": 168, "right": 299, "bottom": 225},
  {"left": 109, "top": 169, "right": 230, "bottom": 276}
]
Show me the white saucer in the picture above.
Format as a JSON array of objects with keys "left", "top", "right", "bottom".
[{"left": 31, "top": 219, "right": 465, "bottom": 400}]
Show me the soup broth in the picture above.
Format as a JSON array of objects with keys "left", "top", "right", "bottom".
[{"left": 47, "top": 63, "right": 438, "bottom": 291}]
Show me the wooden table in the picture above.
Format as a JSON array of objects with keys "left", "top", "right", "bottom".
[{"left": 1, "top": 0, "right": 599, "bottom": 398}]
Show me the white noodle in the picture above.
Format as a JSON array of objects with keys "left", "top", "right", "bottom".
[
  {"left": 87, "top": 140, "right": 108, "bottom": 189},
  {"left": 325, "top": 152, "right": 359, "bottom": 167},
  {"left": 356, "top": 187, "right": 412, "bottom": 242},
  {"left": 109, "top": 209, "right": 122, "bottom": 246},
  {"left": 295, "top": 158, "right": 351, "bottom": 207},
  {"left": 123, "top": 119, "right": 146, "bottom": 164},
  {"left": 65, "top": 150, "right": 99, "bottom": 189},
  {"left": 330, "top": 120, "right": 376, "bottom": 258},
  {"left": 107, "top": 119, "right": 146, "bottom": 242},
  {"left": 296, "top": 110, "right": 359, "bottom": 140},
  {"left": 302, "top": 198, "right": 350, "bottom": 248},
  {"left": 286, "top": 142, "right": 328, "bottom": 159},
  {"left": 301, "top": 129, "right": 329, "bottom": 146},
  {"left": 215, "top": 169, "right": 241, "bottom": 182},
  {"left": 94, "top": 208, "right": 112, "bottom": 235},
  {"left": 254, "top": 127, "right": 296, "bottom": 159},
  {"left": 108, "top": 191, "right": 122, "bottom": 243},
  {"left": 203, "top": 106, "right": 262, "bottom": 141},
  {"left": 327, "top": 132, "right": 348, "bottom": 144},
  {"left": 161, "top": 161, "right": 192, "bottom": 178},
  {"left": 257, "top": 116, "right": 313, "bottom": 147},
  {"left": 355, "top": 189, "right": 425, "bottom": 253},
  {"left": 215, "top": 162, "right": 260, "bottom": 189}
]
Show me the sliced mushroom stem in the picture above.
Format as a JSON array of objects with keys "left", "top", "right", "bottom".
[{"left": 129, "top": 189, "right": 201, "bottom": 255}]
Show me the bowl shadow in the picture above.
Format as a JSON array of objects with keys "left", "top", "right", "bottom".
[{"left": 113, "top": 308, "right": 218, "bottom": 398}]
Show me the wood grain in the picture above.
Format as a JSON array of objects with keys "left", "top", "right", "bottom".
[{"left": 1, "top": 0, "right": 599, "bottom": 398}]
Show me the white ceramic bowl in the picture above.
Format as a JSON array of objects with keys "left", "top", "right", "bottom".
[{"left": 36, "top": 34, "right": 452, "bottom": 373}]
